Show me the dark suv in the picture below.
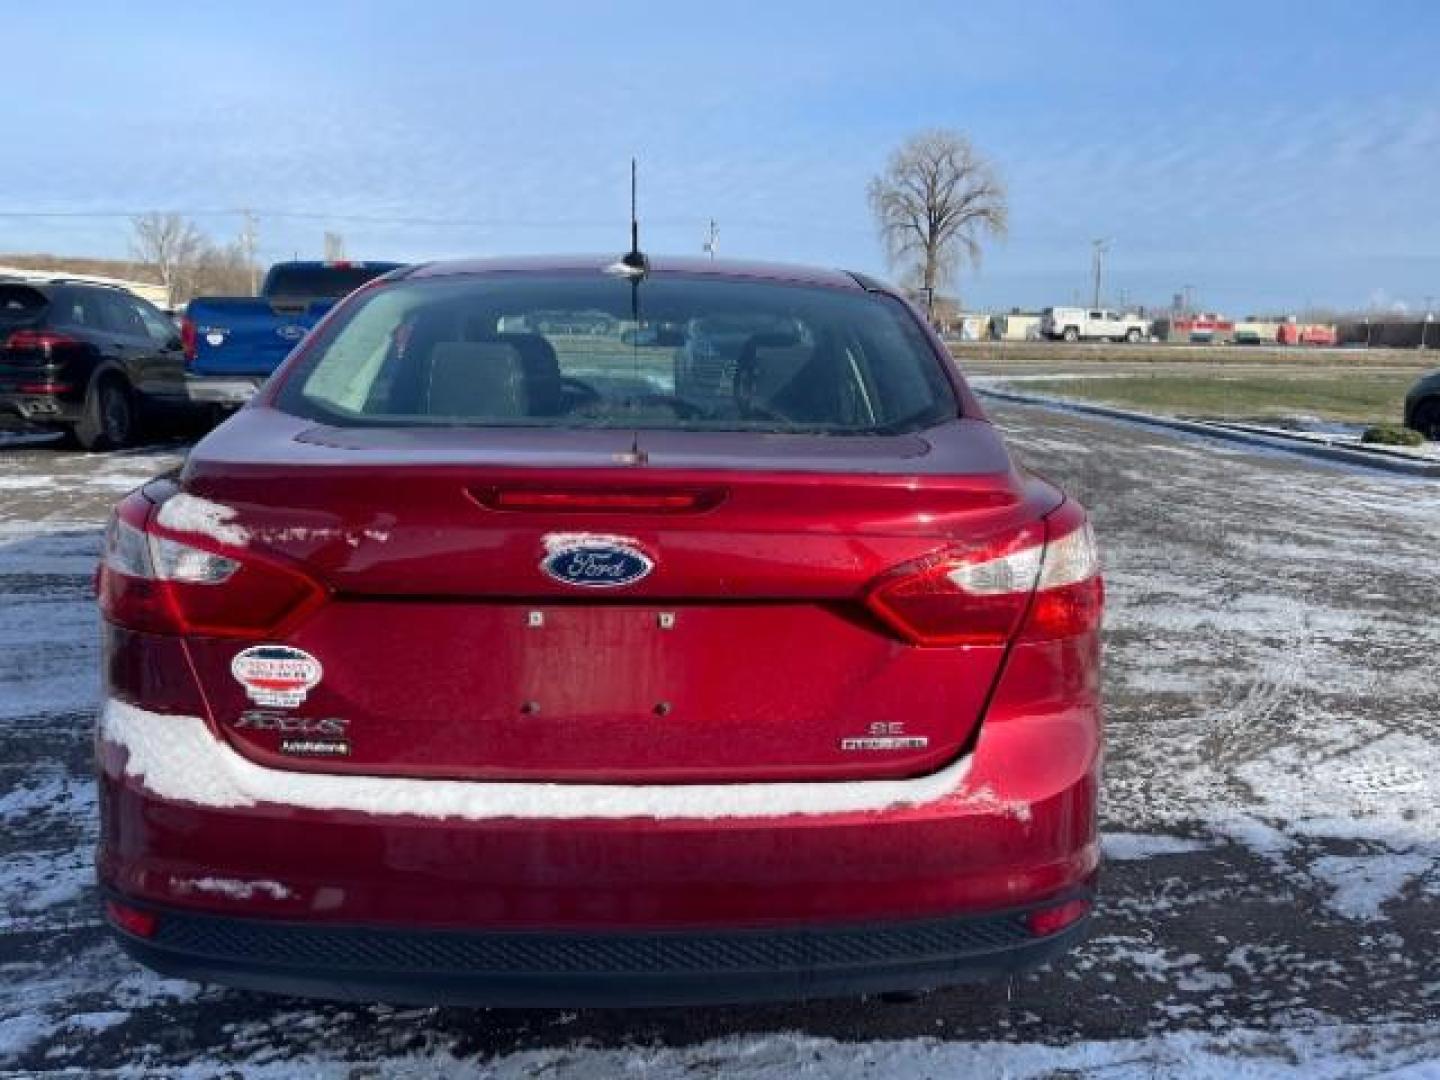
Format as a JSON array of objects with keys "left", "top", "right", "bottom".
[
  {"left": 1403, "top": 369, "right": 1440, "bottom": 441},
  {"left": 0, "top": 279, "right": 193, "bottom": 450}
]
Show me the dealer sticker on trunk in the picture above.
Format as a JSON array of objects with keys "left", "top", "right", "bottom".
[{"left": 231, "top": 646, "right": 323, "bottom": 709}]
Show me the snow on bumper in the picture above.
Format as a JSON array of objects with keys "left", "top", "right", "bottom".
[
  {"left": 97, "top": 689, "right": 1098, "bottom": 928},
  {"left": 100, "top": 697, "right": 982, "bottom": 821}
]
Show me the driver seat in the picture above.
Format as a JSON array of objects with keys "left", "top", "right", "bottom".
[{"left": 423, "top": 341, "right": 528, "bottom": 419}]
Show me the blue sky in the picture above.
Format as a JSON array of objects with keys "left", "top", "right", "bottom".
[{"left": 4, "top": 0, "right": 1439, "bottom": 313}]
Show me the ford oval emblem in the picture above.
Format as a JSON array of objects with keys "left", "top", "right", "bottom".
[
  {"left": 541, "top": 537, "right": 654, "bottom": 588},
  {"left": 276, "top": 324, "right": 306, "bottom": 342}
]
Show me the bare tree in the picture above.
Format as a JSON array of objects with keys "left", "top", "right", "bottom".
[
  {"left": 130, "top": 213, "right": 205, "bottom": 306},
  {"left": 180, "top": 241, "right": 256, "bottom": 303},
  {"left": 868, "top": 130, "right": 1008, "bottom": 312}
]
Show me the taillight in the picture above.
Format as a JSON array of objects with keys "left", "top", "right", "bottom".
[
  {"left": 1020, "top": 506, "right": 1104, "bottom": 642},
  {"left": 97, "top": 493, "right": 324, "bottom": 638},
  {"left": 5, "top": 328, "right": 79, "bottom": 352},
  {"left": 180, "top": 317, "right": 197, "bottom": 366},
  {"left": 865, "top": 502, "right": 1101, "bottom": 647}
]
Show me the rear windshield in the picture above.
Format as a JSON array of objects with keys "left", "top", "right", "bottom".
[
  {"left": 263, "top": 264, "right": 398, "bottom": 303},
  {"left": 0, "top": 285, "right": 48, "bottom": 324},
  {"left": 274, "top": 273, "right": 957, "bottom": 434}
]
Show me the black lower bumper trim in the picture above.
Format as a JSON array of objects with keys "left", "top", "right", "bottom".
[{"left": 110, "top": 894, "right": 1092, "bottom": 1007}]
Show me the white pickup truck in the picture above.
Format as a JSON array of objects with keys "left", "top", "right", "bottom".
[{"left": 1040, "top": 307, "right": 1150, "bottom": 343}]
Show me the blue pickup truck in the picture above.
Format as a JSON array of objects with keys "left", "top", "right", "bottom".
[{"left": 182, "top": 260, "right": 401, "bottom": 406}]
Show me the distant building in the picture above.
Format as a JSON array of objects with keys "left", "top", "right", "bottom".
[{"left": 989, "top": 311, "right": 1043, "bottom": 341}]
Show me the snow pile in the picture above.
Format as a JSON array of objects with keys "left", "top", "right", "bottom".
[
  {"left": 1309, "top": 853, "right": 1434, "bottom": 920},
  {"left": 154, "top": 492, "right": 249, "bottom": 546},
  {"left": 1104, "top": 831, "right": 1213, "bottom": 861}
]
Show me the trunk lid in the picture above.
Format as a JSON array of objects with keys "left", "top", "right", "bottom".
[{"left": 178, "top": 413, "right": 1058, "bottom": 783}]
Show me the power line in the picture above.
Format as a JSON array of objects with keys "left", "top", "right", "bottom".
[{"left": 0, "top": 207, "right": 870, "bottom": 234}]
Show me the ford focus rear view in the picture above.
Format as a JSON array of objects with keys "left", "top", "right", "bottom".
[{"left": 95, "top": 255, "right": 1103, "bottom": 1005}]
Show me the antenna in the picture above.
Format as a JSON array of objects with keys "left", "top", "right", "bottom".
[
  {"left": 630, "top": 158, "right": 639, "bottom": 257},
  {"left": 611, "top": 157, "right": 649, "bottom": 277}
]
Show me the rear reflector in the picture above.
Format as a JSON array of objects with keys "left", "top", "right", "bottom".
[
  {"left": 97, "top": 492, "right": 325, "bottom": 638},
  {"left": 105, "top": 899, "right": 159, "bottom": 939},
  {"left": 474, "top": 487, "right": 723, "bottom": 513},
  {"left": 17, "top": 382, "right": 72, "bottom": 394},
  {"left": 865, "top": 501, "right": 1101, "bottom": 647},
  {"left": 1024, "top": 897, "right": 1091, "bottom": 937}
]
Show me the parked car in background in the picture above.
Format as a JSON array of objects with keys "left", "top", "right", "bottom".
[
  {"left": 0, "top": 279, "right": 193, "bottom": 449},
  {"left": 1403, "top": 369, "right": 1440, "bottom": 440},
  {"left": 182, "top": 260, "right": 401, "bottom": 408},
  {"left": 96, "top": 254, "right": 1103, "bottom": 1006},
  {"left": 1039, "top": 306, "right": 1149, "bottom": 343}
]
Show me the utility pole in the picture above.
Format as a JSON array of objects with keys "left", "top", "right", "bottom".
[
  {"left": 702, "top": 219, "right": 718, "bottom": 260},
  {"left": 238, "top": 209, "right": 259, "bottom": 295},
  {"left": 1090, "top": 239, "right": 1110, "bottom": 308},
  {"left": 1082, "top": 241, "right": 1105, "bottom": 312}
]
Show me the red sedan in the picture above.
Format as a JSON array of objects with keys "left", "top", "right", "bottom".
[{"left": 95, "top": 255, "right": 1103, "bottom": 1005}]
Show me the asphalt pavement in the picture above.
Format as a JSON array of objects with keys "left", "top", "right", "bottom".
[{"left": 0, "top": 409, "right": 1436, "bottom": 1076}]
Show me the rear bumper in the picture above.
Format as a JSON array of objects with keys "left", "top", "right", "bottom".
[
  {"left": 97, "top": 632, "right": 1102, "bottom": 1004},
  {"left": 0, "top": 392, "right": 81, "bottom": 424},
  {"left": 182, "top": 374, "right": 265, "bottom": 405},
  {"left": 107, "top": 892, "right": 1092, "bottom": 1007}
]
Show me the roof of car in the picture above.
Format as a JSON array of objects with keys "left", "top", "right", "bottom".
[
  {"left": 0, "top": 277, "right": 111, "bottom": 293},
  {"left": 402, "top": 255, "right": 871, "bottom": 291}
]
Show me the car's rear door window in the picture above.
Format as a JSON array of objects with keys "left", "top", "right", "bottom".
[
  {"left": 96, "top": 292, "right": 150, "bottom": 340},
  {"left": 264, "top": 264, "right": 396, "bottom": 303},
  {"left": 277, "top": 274, "right": 958, "bottom": 435},
  {"left": 48, "top": 288, "right": 105, "bottom": 333}
]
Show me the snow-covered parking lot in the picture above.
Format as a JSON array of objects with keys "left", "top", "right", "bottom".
[{"left": 1, "top": 406, "right": 1437, "bottom": 1077}]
